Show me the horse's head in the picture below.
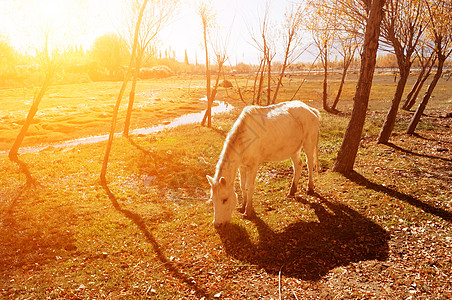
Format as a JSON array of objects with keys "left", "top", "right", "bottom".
[{"left": 206, "top": 175, "right": 237, "bottom": 227}]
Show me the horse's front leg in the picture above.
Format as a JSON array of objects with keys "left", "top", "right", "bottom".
[
  {"left": 238, "top": 166, "right": 247, "bottom": 214},
  {"left": 244, "top": 165, "right": 259, "bottom": 218}
]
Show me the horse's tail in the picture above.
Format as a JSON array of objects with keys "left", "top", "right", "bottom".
[
  {"left": 313, "top": 109, "right": 321, "bottom": 177},
  {"left": 314, "top": 125, "right": 320, "bottom": 177},
  {"left": 312, "top": 107, "right": 321, "bottom": 121}
]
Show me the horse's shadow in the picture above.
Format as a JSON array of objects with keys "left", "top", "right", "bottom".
[{"left": 217, "top": 192, "right": 389, "bottom": 281}]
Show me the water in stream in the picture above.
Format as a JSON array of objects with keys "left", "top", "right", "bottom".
[{"left": 1, "top": 99, "right": 233, "bottom": 155}]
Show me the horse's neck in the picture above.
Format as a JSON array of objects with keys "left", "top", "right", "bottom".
[{"left": 216, "top": 143, "right": 241, "bottom": 183}]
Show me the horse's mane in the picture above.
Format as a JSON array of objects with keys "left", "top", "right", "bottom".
[{"left": 215, "top": 107, "right": 256, "bottom": 179}]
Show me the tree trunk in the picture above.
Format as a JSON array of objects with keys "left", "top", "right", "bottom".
[
  {"left": 403, "top": 57, "right": 435, "bottom": 111},
  {"left": 332, "top": 0, "right": 386, "bottom": 174},
  {"left": 252, "top": 59, "right": 264, "bottom": 105},
  {"left": 100, "top": 0, "right": 148, "bottom": 184},
  {"left": 266, "top": 54, "right": 272, "bottom": 105},
  {"left": 256, "top": 60, "right": 266, "bottom": 106},
  {"left": 234, "top": 77, "right": 246, "bottom": 104},
  {"left": 203, "top": 61, "right": 223, "bottom": 120},
  {"left": 403, "top": 70, "right": 428, "bottom": 110},
  {"left": 9, "top": 70, "right": 53, "bottom": 160},
  {"left": 200, "top": 19, "right": 212, "bottom": 127},
  {"left": 322, "top": 46, "right": 331, "bottom": 112},
  {"left": 272, "top": 52, "right": 289, "bottom": 104},
  {"left": 9, "top": 69, "right": 53, "bottom": 184},
  {"left": 402, "top": 68, "right": 424, "bottom": 111},
  {"left": 377, "top": 65, "right": 410, "bottom": 144},
  {"left": 406, "top": 56, "right": 445, "bottom": 134},
  {"left": 123, "top": 52, "right": 142, "bottom": 137},
  {"left": 331, "top": 63, "right": 349, "bottom": 111}
]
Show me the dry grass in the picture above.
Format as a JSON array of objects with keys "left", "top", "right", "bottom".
[
  {"left": 0, "top": 78, "right": 211, "bottom": 152},
  {"left": 0, "top": 74, "right": 451, "bottom": 299}
]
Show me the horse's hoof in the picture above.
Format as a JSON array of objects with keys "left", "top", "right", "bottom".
[
  {"left": 288, "top": 192, "right": 296, "bottom": 198},
  {"left": 307, "top": 188, "right": 315, "bottom": 196},
  {"left": 237, "top": 207, "right": 245, "bottom": 214}
]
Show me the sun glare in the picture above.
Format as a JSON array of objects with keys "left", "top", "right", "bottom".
[
  {"left": 0, "top": 0, "right": 125, "bottom": 54},
  {"left": 0, "top": 0, "right": 306, "bottom": 64}
]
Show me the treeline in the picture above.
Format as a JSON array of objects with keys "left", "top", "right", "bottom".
[
  {"left": 3, "top": 34, "right": 451, "bottom": 89},
  {"left": 0, "top": 36, "right": 194, "bottom": 87}
]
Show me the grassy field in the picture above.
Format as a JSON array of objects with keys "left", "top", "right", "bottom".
[
  {"left": 0, "top": 74, "right": 451, "bottom": 299},
  {"left": 0, "top": 78, "right": 214, "bottom": 152}
]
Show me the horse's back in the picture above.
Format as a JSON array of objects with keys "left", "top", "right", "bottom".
[
  {"left": 236, "top": 101, "right": 320, "bottom": 162},
  {"left": 241, "top": 101, "right": 320, "bottom": 134},
  {"left": 283, "top": 100, "right": 321, "bottom": 123}
]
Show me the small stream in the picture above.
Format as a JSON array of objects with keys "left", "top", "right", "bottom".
[{"left": 1, "top": 99, "right": 233, "bottom": 156}]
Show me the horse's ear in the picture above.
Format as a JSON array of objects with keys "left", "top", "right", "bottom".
[
  {"left": 206, "top": 175, "right": 214, "bottom": 186},
  {"left": 219, "top": 177, "right": 227, "bottom": 186}
]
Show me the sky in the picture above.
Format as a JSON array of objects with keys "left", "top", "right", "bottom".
[{"left": 0, "top": 0, "right": 313, "bottom": 65}]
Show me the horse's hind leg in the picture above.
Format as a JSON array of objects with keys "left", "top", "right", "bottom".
[
  {"left": 304, "top": 142, "right": 315, "bottom": 193},
  {"left": 238, "top": 166, "right": 247, "bottom": 213},
  {"left": 290, "top": 152, "right": 303, "bottom": 196}
]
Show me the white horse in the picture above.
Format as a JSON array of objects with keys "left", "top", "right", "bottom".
[{"left": 207, "top": 100, "right": 320, "bottom": 226}]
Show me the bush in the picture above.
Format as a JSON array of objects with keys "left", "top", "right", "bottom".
[
  {"left": 139, "top": 65, "right": 174, "bottom": 79},
  {"left": 219, "top": 79, "right": 233, "bottom": 88}
]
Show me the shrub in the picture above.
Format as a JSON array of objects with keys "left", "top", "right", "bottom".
[
  {"left": 139, "top": 65, "right": 174, "bottom": 79},
  {"left": 219, "top": 79, "right": 233, "bottom": 88}
]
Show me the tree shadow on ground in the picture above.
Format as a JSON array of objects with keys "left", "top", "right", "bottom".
[
  {"left": 9, "top": 154, "right": 36, "bottom": 186},
  {"left": 409, "top": 132, "right": 452, "bottom": 145},
  {"left": 217, "top": 192, "right": 389, "bottom": 280},
  {"left": 4, "top": 181, "right": 33, "bottom": 213},
  {"left": 127, "top": 136, "right": 153, "bottom": 156},
  {"left": 0, "top": 213, "right": 77, "bottom": 274},
  {"left": 386, "top": 142, "right": 452, "bottom": 162},
  {"left": 345, "top": 171, "right": 452, "bottom": 223},
  {"left": 0, "top": 157, "right": 79, "bottom": 279},
  {"left": 101, "top": 183, "right": 210, "bottom": 298},
  {"left": 0, "top": 192, "right": 77, "bottom": 275},
  {"left": 210, "top": 126, "right": 228, "bottom": 138},
  {"left": 6, "top": 155, "right": 37, "bottom": 211}
]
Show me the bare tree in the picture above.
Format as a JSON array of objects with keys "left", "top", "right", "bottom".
[
  {"left": 308, "top": 0, "right": 338, "bottom": 112},
  {"left": 331, "top": 35, "right": 360, "bottom": 112},
  {"left": 253, "top": 57, "right": 266, "bottom": 105},
  {"left": 8, "top": 1, "right": 88, "bottom": 183},
  {"left": 250, "top": 4, "right": 277, "bottom": 106},
  {"left": 402, "top": 46, "right": 436, "bottom": 111},
  {"left": 290, "top": 53, "right": 321, "bottom": 101},
  {"left": 329, "top": 6, "right": 363, "bottom": 113},
  {"left": 272, "top": 3, "right": 307, "bottom": 103},
  {"left": 377, "top": 0, "right": 426, "bottom": 144},
  {"left": 201, "top": 31, "right": 230, "bottom": 125},
  {"left": 265, "top": 34, "right": 277, "bottom": 106},
  {"left": 333, "top": 0, "right": 386, "bottom": 173},
  {"left": 406, "top": 0, "right": 452, "bottom": 134},
  {"left": 198, "top": 0, "right": 216, "bottom": 127},
  {"left": 100, "top": 0, "right": 149, "bottom": 184},
  {"left": 123, "top": 0, "right": 179, "bottom": 137},
  {"left": 307, "top": 0, "right": 364, "bottom": 113},
  {"left": 9, "top": 29, "right": 58, "bottom": 184}
]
